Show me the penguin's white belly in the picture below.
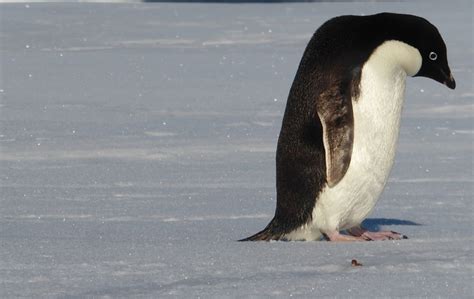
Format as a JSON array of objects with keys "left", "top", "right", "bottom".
[{"left": 313, "top": 64, "right": 407, "bottom": 234}]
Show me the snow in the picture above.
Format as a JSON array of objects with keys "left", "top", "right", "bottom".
[{"left": 0, "top": 1, "right": 472, "bottom": 297}]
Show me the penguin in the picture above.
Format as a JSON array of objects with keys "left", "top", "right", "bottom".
[{"left": 242, "top": 13, "right": 455, "bottom": 241}]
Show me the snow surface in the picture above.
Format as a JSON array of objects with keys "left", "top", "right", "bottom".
[{"left": 1, "top": 1, "right": 473, "bottom": 298}]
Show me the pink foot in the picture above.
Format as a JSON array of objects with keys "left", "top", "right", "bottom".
[
  {"left": 347, "top": 227, "right": 407, "bottom": 241},
  {"left": 324, "top": 231, "right": 367, "bottom": 242}
]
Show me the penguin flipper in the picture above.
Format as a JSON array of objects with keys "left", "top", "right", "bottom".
[{"left": 316, "top": 79, "right": 356, "bottom": 187}]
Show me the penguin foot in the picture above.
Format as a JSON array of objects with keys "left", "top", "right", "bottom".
[
  {"left": 347, "top": 227, "right": 408, "bottom": 241},
  {"left": 323, "top": 231, "right": 368, "bottom": 242}
]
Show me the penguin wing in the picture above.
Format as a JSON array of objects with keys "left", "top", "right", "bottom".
[{"left": 316, "top": 79, "right": 356, "bottom": 187}]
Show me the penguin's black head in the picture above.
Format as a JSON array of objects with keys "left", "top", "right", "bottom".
[{"left": 393, "top": 14, "right": 456, "bottom": 89}]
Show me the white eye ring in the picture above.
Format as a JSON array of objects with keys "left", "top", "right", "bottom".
[{"left": 429, "top": 52, "right": 438, "bottom": 61}]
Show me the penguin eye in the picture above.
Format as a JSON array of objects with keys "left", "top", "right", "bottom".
[{"left": 429, "top": 52, "right": 438, "bottom": 61}]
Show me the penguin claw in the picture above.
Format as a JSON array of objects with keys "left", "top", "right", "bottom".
[{"left": 391, "top": 231, "right": 408, "bottom": 239}]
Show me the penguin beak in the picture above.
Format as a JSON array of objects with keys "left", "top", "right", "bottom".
[
  {"left": 444, "top": 72, "right": 456, "bottom": 89},
  {"left": 415, "top": 63, "right": 456, "bottom": 90},
  {"left": 438, "top": 64, "right": 456, "bottom": 89}
]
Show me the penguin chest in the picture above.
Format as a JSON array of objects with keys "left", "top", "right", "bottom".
[{"left": 313, "top": 66, "right": 407, "bottom": 232}]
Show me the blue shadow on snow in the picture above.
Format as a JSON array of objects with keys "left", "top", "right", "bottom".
[{"left": 362, "top": 218, "right": 421, "bottom": 232}]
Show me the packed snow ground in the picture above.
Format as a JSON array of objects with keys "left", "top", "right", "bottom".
[{"left": 1, "top": 1, "right": 473, "bottom": 298}]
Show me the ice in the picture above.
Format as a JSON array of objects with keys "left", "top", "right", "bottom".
[{"left": 0, "top": 1, "right": 473, "bottom": 298}]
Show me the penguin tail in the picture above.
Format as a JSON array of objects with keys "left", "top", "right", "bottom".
[{"left": 239, "top": 219, "right": 285, "bottom": 241}]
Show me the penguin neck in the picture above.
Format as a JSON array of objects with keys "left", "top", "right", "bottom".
[{"left": 366, "top": 40, "right": 422, "bottom": 78}]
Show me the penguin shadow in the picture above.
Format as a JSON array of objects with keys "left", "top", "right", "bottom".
[{"left": 361, "top": 218, "right": 421, "bottom": 231}]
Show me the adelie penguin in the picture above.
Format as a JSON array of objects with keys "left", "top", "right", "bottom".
[{"left": 242, "top": 13, "right": 455, "bottom": 242}]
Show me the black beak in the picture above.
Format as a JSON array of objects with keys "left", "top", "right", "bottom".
[
  {"left": 444, "top": 72, "right": 456, "bottom": 89},
  {"left": 438, "top": 65, "right": 456, "bottom": 89},
  {"left": 414, "top": 62, "right": 456, "bottom": 90}
]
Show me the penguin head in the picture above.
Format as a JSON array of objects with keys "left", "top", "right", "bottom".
[
  {"left": 413, "top": 32, "right": 455, "bottom": 89},
  {"left": 395, "top": 14, "right": 456, "bottom": 89}
]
